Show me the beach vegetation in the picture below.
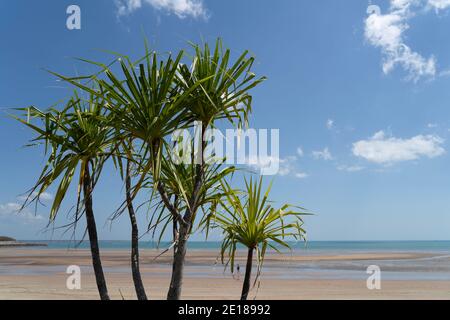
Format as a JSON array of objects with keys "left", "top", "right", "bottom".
[
  {"left": 207, "top": 176, "right": 307, "bottom": 300},
  {"left": 14, "top": 93, "right": 114, "bottom": 300},
  {"left": 51, "top": 38, "right": 265, "bottom": 300},
  {"left": 12, "top": 39, "right": 308, "bottom": 301}
]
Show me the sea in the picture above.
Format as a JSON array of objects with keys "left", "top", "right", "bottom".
[
  {"left": 5, "top": 241, "right": 450, "bottom": 280},
  {"left": 19, "top": 239, "right": 450, "bottom": 253}
]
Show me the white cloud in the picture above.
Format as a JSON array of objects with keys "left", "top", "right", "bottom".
[
  {"left": 428, "top": 0, "right": 450, "bottom": 10},
  {"left": 312, "top": 148, "right": 334, "bottom": 161},
  {"left": 427, "top": 123, "right": 438, "bottom": 128},
  {"left": 439, "top": 68, "right": 450, "bottom": 77},
  {"left": 295, "top": 172, "right": 309, "bottom": 179},
  {"left": 297, "top": 147, "right": 304, "bottom": 157},
  {"left": 352, "top": 130, "right": 445, "bottom": 165},
  {"left": 17, "top": 191, "right": 53, "bottom": 202},
  {"left": 0, "top": 202, "right": 21, "bottom": 214},
  {"left": 115, "top": 0, "right": 208, "bottom": 19},
  {"left": 0, "top": 202, "right": 44, "bottom": 223},
  {"left": 278, "top": 156, "right": 297, "bottom": 176},
  {"left": 364, "top": 0, "right": 436, "bottom": 81},
  {"left": 337, "top": 165, "right": 364, "bottom": 172},
  {"left": 116, "top": 0, "right": 141, "bottom": 15},
  {"left": 337, "top": 165, "right": 365, "bottom": 172},
  {"left": 245, "top": 155, "right": 308, "bottom": 178},
  {"left": 0, "top": 192, "right": 52, "bottom": 223},
  {"left": 326, "top": 119, "right": 334, "bottom": 130},
  {"left": 246, "top": 155, "right": 280, "bottom": 174}
]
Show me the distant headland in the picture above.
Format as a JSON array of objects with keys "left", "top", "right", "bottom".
[{"left": 0, "top": 236, "right": 47, "bottom": 247}]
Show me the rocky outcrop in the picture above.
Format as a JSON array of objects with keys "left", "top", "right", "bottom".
[
  {"left": 0, "top": 237, "right": 47, "bottom": 247},
  {"left": 0, "top": 236, "right": 16, "bottom": 242}
]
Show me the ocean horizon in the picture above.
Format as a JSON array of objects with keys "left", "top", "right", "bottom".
[{"left": 17, "top": 240, "right": 450, "bottom": 253}]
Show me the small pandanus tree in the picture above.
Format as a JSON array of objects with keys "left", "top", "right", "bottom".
[
  {"left": 14, "top": 93, "right": 115, "bottom": 300},
  {"left": 147, "top": 152, "right": 236, "bottom": 257},
  {"left": 209, "top": 177, "right": 308, "bottom": 300}
]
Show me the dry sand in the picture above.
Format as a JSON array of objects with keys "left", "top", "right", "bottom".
[{"left": 0, "top": 248, "right": 449, "bottom": 300}]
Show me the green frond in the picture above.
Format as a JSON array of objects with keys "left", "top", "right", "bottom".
[{"left": 209, "top": 176, "right": 309, "bottom": 280}]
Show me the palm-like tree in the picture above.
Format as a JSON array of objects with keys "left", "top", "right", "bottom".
[
  {"left": 15, "top": 93, "right": 115, "bottom": 300},
  {"left": 148, "top": 152, "right": 236, "bottom": 251},
  {"left": 111, "top": 138, "right": 148, "bottom": 300},
  {"left": 163, "top": 39, "right": 266, "bottom": 300},
  {"left": 50, "top": 39, "right": 265, "bottom": 300},
  {"left": 52, "top": 48, "right": 196, "bottom": 300},
  {"left": 209, "top": 177, "right": 308, "bottom": 300}
]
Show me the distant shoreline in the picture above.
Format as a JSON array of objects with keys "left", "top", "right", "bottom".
[
  {"left": 0, "top": 241, "right": 47, "bottom": 248},
  {"left": 7, "top": 240, "right": 450, "bottom": 252}
]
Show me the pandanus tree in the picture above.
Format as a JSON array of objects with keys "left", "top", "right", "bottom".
[
  {"left": 15, "top": 93, "right": 114, "bottom": 300},
  {"left": 148, "top": 151, "right": 236, "bottom": 257},
  {"left": 111, "top": 138, "right": 148, "bottom": 300},
  {"left": 52, "top": 38, "right": 265, "bottom": 299},
  {"left": 209, "top": 177, "right": 308, "bottom": 300},
  {"left": 162, "top": 39, "right": 266, "bottom": 300},
  {"left": 53, "top": 48, "right": 195, "bottom": 300}
]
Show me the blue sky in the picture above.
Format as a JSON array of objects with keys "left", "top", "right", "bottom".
[{"left": 2, "top": 0, "right": 450, "bottom": 241}]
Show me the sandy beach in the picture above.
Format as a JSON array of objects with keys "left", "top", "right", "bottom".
[{"left": 1, "top": 248, "right": 450, "bottom": 300}]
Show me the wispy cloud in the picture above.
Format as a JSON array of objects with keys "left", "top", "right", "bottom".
[
  {"left": 0, "top": 192, "right": 53, "bottom": 224},
  {"left": 276, "top": 156, "right": 297, "bottom": 176},
  {"left": 17, "top": 191, "right": 53, "bottom": 202},
  {"left": 326, "top": 119, "right": 334, "bottom": 130},
  {"left": 428, "top": 0, "right": 450, "bottom": 11},
  {"left": 439, "top": 68, "right": 450, "bottom": 77},
  {"left": 364, "top": 0, "right": 437, "bottom": 81},
  {"left": 0, "top": 202, "right": 44, "bottom": 224},
  {"left": 295, "top": 172, "right": 309, "bottom": 179},
  {"left": 115, "top": 0, "right": 209, "bottom": 19},
  {"left": 352, "top": 130, "right": 445, "bottom": 165},
  {"left": 337, "top": 165, "right": 365, "bottom": 172},
  {"left": 245, "top": 155, "right": 308, "bottom": 179},
  {"left": 312, "top": 148, "right": 334, "bottom": 161}
]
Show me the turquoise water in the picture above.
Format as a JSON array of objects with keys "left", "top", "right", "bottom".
[
  {"left": 7, "top": 241, "right": 450, "bottom": 280},
  {"left": 21, "top": 240, "right": 450, "bottom": 253}
]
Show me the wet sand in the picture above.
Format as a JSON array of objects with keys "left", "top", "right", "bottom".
[{"left": 1, "top": 248, "right": 449, "bottom": 300}]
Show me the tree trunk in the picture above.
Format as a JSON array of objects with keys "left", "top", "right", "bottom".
[
  {"left": 83, "top": 162, "right": 110, "bottom": 300},
  {"left": 126, "top": 160, "right": 148, "bottom": 300},
  {"left": 167, "top": 224, "right": 188, "bottom": 300},
  {"left": 172, "top": 219, "right": 178, "bottom": 258},
  {"left": 165, "top": 123, "right": 207, "bottom": 300},
  {"left": 241, "top": 247, "right": 254, "bottom": 300}
]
